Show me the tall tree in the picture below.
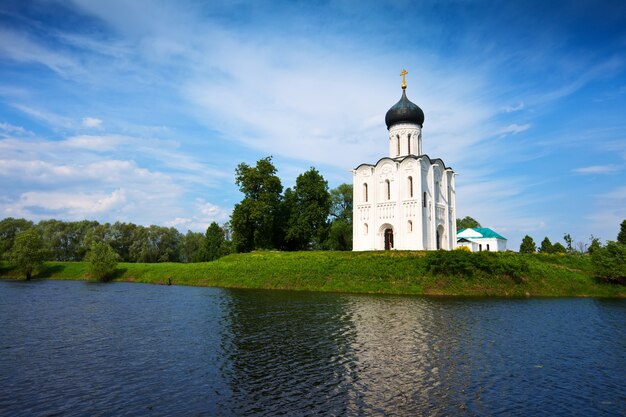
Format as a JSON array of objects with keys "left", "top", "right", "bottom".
[
  {"left": 552, "top": 242, "right": 567, "bottom": 253},
  {"left": 284, "top": 168, "right": 331, "bottom": 250},
  {"left": 325, "top": 183, "right": 353, "bottom": 251},
  {"left": 563, "top": 233, "right": 574, "bottom": 253},
  {"left": 9, "top": 228, "right": 47, "bottom": 280},
  {"left": 519, "top": 235, "right": 536, "bottom": 254},
  {"left": 456, "top": 216, "right": 481, "bottom": 230},
  {"left": 0, "top": 217, "right": 34, "bottom": 258},
  {"left": 539, "top": 237, "right": 553, "bottom": 253},
  {"left": 181, "top": 230, "right": 205, "bottom": 263},
  {"left": 203, "top": 222, "right": 225, "bottom": 261},
  {"left": 617, "top": 220, "right": 626, "bottom": 245},
  {"left": 587, "top": 235, "right": 601, "bottom": 255},
  {"left": 231, "top": 157, "right": 283, "bottom": 252}
]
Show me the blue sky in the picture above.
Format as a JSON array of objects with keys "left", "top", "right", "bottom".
[{"left": 1, "top": 0, "right": 625, "bottom": 250}]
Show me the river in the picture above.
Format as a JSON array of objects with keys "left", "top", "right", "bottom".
[{"left": 0, "top": 280, "right": 624, "bottom": 416}]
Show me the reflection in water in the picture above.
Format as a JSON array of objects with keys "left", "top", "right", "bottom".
[{"left": 0, "top": 281, "right": 624, "bottom": 416}]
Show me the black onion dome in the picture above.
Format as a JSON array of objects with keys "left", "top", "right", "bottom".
[{"left": 384, "top": 89, "right": 424, "bottom": 129}]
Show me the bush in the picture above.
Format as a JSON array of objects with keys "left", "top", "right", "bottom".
[
  {"left": 591, "top": 241, "right": 626, "bottom": 285},
  {"left": 425, "top": 250, "right": 529, "bottom": 283},
  {"left": 85, "top": 242, "right": 119, "bottom": 281}
]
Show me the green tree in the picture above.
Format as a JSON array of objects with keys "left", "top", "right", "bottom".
[
  {"left": 563, "top": 233, "right": 573, "bottom": 253},
  {"left": 587, "top": 235, "right": 602, "bottom": 255},
  {"left": 284, "top": 168, "right": 331, "bottom": 250},
  {"left": 539, "top": 237, "right": 553, "bottom": 253},
  {"left": 325, "top": 183, "right": 353, "bottom": 250},
  {"left": 617, "top": 220, "right": 626, "bottom": 245},
  {"left": 456, "top": 216, "right": 481, "bottom": 230},
  {"left": 181, "top": 230, "right": 205, "bottom": 263},
  {"left": 203, "top": 222, "right": 225, "bottom": 261},
  {"left": 591, "top": 241, "right": 626, "bottom": 284},
  {"left": 519, "top": 235, "right": 536, "bottom": 254},
  {"left": 85, "top": 242, "right": 119, "bottom": 281},
  {"left": 231, "top": 157, "right": 283, "bottom": 252},
  {"left": 0, "top": 217, "right": 34, "bottom": 258},
  {"left": 552, "top": 242, "right": 567, "bottom": 253},
  {"left": 9, "top": 228, "right": 47, "bottom": 280}
]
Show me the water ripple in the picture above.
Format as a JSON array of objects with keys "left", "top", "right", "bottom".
[{"left": 0, "top": 281, "right": 624, "bottom": 416}]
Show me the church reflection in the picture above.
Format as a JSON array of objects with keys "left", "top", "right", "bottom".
[{"left": 217, "top": 289, "right": 481, "bottom": 415}]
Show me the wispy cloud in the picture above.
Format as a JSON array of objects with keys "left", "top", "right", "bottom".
[
  {"left": 573, "top": 165, "right": 622, "bottom": 174},
  {"left": 82, "top": 117, "right": 103, "bottom": 128}
]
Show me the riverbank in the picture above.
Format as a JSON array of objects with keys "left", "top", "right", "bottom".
[{"left": 1, "top": 251, "right": 624, "bottom": 297}]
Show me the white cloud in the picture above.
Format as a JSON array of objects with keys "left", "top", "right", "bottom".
[
  {"left": 497, "top": 123, "right": 531, "bottom": 136},
  {"left": 503, "top": 102, "right": 524, "bottom": 113},
  {"left": 16, "top": 189, "right": 126, "bottom": 215},
  {"left": 572, "top": 165, "right": 622, "bottom": 174},
  {"left": 82, "top": 117, "right": 103, "bottom": 128},
  {"left": 0, "top": 122, "right": 30, "bottom": 136}
]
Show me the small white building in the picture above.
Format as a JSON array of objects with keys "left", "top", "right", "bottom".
[
  {"left": 352, "top": 71, "right": 457, "bottom": 251},
  {"left": 456, "top": 228, "right": 507, "bottom": 252}
]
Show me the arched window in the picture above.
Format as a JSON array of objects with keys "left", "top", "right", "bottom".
[
  {"left": 385, "top": 179, "right": 391, "bottom": 200},
  {"left": 364, "top": 223, "right": 368, "bottom": 235},
  {"left": 408, "top": 176, "right": 413, "bottom": 198},
  {"left": 407, "top": 134, "right": 411, "bottom": 154},
  {"left": 363, "top": 183, "right": 368, "bottom": 202},
  {"left": 423, "top": 191, "right": 427, "bottom": 208},
  {"left": 396, "top": 135, "right": 400, "bottom": 156},
  {"left": 408, "top": 220, "right": 413, "bottom": 232}
]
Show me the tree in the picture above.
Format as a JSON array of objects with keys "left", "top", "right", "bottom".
[
  {"left": 85, "top": 242, "right": 119, "bottom": 281},
  {"left": 563, "top": 233, "right": 574, "bottom": 253},
  {"left": 284, "top": 168, "right": 331, "bottom": 250},
  {"left": 539, "top": 237, "right": 553, "bottom": 254},
  {"left": 203, "top": 222, "right": 225, "bottom": 261},
  {"left": 9, "top": 228, "right": 47, "bottom": 280},
  {"left": 325, "top": 183, "right": 353, "bottom": 250},
  {"left": 0, "top": 217, "right": 34, "bottom": 259},
  {"left": 231, "top": 157, "right": 283, "bottom": 252},
  {"left": 617, "top": 220, "right": 626, "bottom": 245},
  {"left": 519, "top": 235, "right": 536, "bottom": 254},
  {"left": 552, "top": 242, "right": 567, "bottom": 254},
  {"left": 456, "top": 216, "right": 481, "bottom": 230},
  {"left": 587, "top": 235, "right": 602, "bottom": 255},
  {"left": 181, "top": 230, "right": 205, "bottom": 263},
  {"left": 591, "top": 241, "right": 626, "bottom": 284}
]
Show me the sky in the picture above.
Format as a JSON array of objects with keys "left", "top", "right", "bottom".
[{"left": 1, "top": 0, "right": 625, "bottom": 250}]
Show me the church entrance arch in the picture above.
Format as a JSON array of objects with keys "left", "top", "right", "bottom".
[
  {"left": 379, "top": 223, "right": 394, "bottom": 250},
  {"left": 436, "top": 224, "right": 445, "bottom": 250}
]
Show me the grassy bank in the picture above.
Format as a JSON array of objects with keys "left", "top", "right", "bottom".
[{"left": 1, "top": 251, "right": 624, "bottom": 297}]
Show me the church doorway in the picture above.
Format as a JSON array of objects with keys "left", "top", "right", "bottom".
[
  {"left": 384, "top": 228, "right": 394, "bottom": 250},
  {"left": 436, "top": 225, "right": 445, "bottom": 250}
]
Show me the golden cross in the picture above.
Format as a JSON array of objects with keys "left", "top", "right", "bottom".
[{"left": 400, "top": 69, "right": 408, "bottom": 89}]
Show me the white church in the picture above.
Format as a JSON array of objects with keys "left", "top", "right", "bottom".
[{"left": 352, "top": 71, "right": 457, "bottom": 251}]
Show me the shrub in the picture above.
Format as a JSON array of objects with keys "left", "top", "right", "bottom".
[
  {"left": 425, "top": 250, "right": 529, "bottom": 282},
  {"left": 591, "top": 241, "right": 626, "bottom": 285},
  {"left": 85, "top": 242, "right": 119, "bottom": 281}
]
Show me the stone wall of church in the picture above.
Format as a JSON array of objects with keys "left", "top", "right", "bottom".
[{"left": 353, "top": 156, "right": 456, "bottom": 251}]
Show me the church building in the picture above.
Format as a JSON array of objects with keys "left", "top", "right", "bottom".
[{"left": 352, "top": 71, "right": 457, "bottom": 251}]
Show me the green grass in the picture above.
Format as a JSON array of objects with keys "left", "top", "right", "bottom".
[{"left": 1, "top": 251, "right": 624, "bottom": 297}]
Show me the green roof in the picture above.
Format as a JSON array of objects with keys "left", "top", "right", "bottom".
[{"left": 457, "top": 227, "right": 507, "bottom": 240}]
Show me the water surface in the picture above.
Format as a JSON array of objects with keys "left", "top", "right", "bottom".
[{"left": 0, "top": 280, "right": 624, "bottom": 416}]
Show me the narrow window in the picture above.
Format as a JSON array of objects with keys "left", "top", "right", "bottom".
[
  {"left": 385, "top": 179, "right": 391, "bottom": 200},
  {"left": 408, "top": 220, "right": 413, "bottom": 232},
  {"left": 363, "top": 183, "right": 368, "bottom": 202},
  {"left": 423, "top": 191, "right": 427, "bottom": 208},
  {"left": 364, "top": 223, "right": 368, "bottom": 235},
  {"left": 487, "top": 244, "right": 490, "bottom": 251},
  {"left": 396, "top": 135, "right": 400, "bottom": 156},
  {"left": 479, "top": 244, "right": 483, "bottom": 252},
  {"left": 408, "top": 176, "right": 413, "bottom": 198},
  {"left": 407, "top": 134, "right": 411, "bottom": 154}
]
